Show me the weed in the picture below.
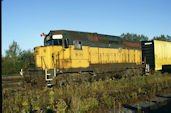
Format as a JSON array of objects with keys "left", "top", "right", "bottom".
[{"left": 2, "top": 73, "right": 171, "bottom": 112}]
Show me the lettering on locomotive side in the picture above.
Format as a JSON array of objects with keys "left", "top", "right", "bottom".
[{"left": 75, "top": 53, "right": 83, "bottom": 56}]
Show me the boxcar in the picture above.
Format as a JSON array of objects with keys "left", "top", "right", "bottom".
[{"left": 141, "top": 40, "right": 171, "bottom": 72}]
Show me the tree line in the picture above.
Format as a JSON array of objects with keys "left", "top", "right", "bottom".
[
  {"left": 121, "top": 33, "right": 171, "bottom": 42},
  {"left": 2, "top": 33, "right": 171, "bottom": 76},
  {"left": 2, "top": 41, "right": 34, "bottom": 76}
]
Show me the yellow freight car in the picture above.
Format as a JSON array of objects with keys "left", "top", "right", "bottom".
[
  {"left": 34, "top": 30, "right": 142, "bottom": 81},
  {"left": 141, "top": 40, "right": 171, "bottom": 71}
]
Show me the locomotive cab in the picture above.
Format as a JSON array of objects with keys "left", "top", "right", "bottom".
[
  {"left": 34, "top": 33, "right": 71, "bottom": 71},
  {"left": 44, "top": 34, "right": 69, "bottom": 48}
]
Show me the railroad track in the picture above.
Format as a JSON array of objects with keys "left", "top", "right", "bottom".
[
  {"left": 1, "top": 67, "right": 146, "bottom": 89},
  {"left": 2, "top": 76, "right": 23, "bottom": 90},
  {"left": 1, "top": 72, "right": 113, "bottom": 89}
]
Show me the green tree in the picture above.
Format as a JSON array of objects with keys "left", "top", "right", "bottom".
[
  {"left": 121, "top": 33, "right": 149, "bottom": 41},
  {"left": 166, "top": 35, "right": 171, "bottom": 41},
  {"left": 152, "top": 35, "right": 171, "bottom": 41},
  {"left": 153, "top": 35, "right": 167, "bottom": 41},
  {"left": 2, "top": 41, "right": 34, "bottom": 75},
  {"left": 19, "top": 50, "right": 34, "bottom": 70},
  {"left": 5, "top": 41, "right": 21, "bottom": 59},
  {"left": 2, "top": 57, "right": 15, "bottom": 75},
  {"left": 3, "top": 41, "right": 22, "bottom": 75}
]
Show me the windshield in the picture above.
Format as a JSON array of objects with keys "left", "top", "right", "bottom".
[{"left": 44, "top": 39, "right": 63, "bottom": 46}]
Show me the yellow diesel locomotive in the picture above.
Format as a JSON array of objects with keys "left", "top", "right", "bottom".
[{"left": 34, "top": 30, "right": 143, "bottom": 82}]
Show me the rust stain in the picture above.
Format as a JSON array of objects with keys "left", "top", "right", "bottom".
[
  {"left": 123, "top": 42, "right": 141, "bottom": 48},
  {"left": 88, "top": 36, "right": 98, "bottom": 42}
]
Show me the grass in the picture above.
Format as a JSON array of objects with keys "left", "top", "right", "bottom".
[
  {"left": 2, "top": 74, "right": 21, "bottom": 77},
  {"left": 2, "top": 72, "right": 171, "bottom": 113},
  {"left": 2, "top": 75, "right": 22, "bottom": 79}
]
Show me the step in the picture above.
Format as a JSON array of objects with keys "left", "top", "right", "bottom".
[
  {"left": 46, "top": 78, "right": 53, "bottom": 81},
  {"left": 47, "top": 83, "right": 52, "bottom": 87}
]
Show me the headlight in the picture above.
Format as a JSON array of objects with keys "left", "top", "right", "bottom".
[{"left": 34, "top": 48, "right": 39, "bottom": 54}]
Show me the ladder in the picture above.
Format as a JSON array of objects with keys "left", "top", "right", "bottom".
[{"left": 45, "top": 69, "right": 56, "bottom": 87}]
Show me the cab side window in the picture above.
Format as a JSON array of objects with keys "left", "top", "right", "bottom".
[
  {"left": 54, "top": 39, "right": 62, "bottom": 45},
  {"left": 64, "top": 39, "right": 69, "bottom": 48},
  {"left": 73, "top": 40, "right": 82, "bottom": 50}
]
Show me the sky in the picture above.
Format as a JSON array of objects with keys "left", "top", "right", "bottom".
[{"left": 2, "top": 0, "right": 171, "bottom": 56}]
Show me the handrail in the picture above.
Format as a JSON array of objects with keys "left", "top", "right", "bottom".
[{"left": 41, "top": 56, "right": 47, "bottom": 69}]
